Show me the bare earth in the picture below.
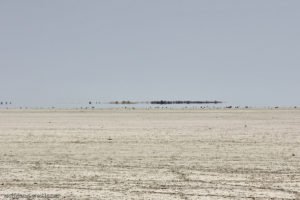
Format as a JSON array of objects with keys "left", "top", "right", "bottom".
[{"left": 0, "top": 109, "right": 299, "bottom": 199}]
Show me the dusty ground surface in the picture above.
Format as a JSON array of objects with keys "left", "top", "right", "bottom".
[{"left": 0, "top": 109, "right": 299, "bottom": 199}]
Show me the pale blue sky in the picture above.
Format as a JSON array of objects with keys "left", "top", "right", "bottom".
[{"left": 0, "top": 1, "right": 299, "bottom": 107}]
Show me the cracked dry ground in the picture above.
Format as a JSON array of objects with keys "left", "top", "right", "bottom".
[{"left": 0, "top": 109, "right": 299, "bottom": 199}]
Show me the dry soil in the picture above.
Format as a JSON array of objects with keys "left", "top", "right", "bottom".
[{"left": 0, "top": 109, "right": 299, "bottom": 199}]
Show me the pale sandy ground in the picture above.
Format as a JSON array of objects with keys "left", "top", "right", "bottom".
[{"left": 0, "top": 109, "right": 299, "bottom": 200}]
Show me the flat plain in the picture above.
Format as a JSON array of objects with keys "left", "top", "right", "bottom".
[{"left": 0, "top": 109, "right": 299, "bottom": 199}]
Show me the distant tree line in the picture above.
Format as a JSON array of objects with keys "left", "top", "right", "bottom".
[
  {"left": 150, "top": 100, "right": 223, "bottom": 104},
  {"left": 107, "top": 100, "right": 223, "bottom": 105},
  {"left": 109, "top": 101, "right": 137, "bottom": 104},
  {"left": 0, "top": 101, "right": 12, "bottom": 105}
]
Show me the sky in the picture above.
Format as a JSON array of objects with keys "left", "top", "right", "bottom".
[{"left": 0, "top": 0, "right": 299, "bottom": 107}]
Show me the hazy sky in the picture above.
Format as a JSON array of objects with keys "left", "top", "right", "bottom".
[{"left": 1, "top": 1, "right": 299, "bottom": 107}]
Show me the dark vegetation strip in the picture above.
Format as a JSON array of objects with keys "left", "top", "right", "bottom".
[{"left": 106, "top": 100, "right": 223, "bottom": 105}]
